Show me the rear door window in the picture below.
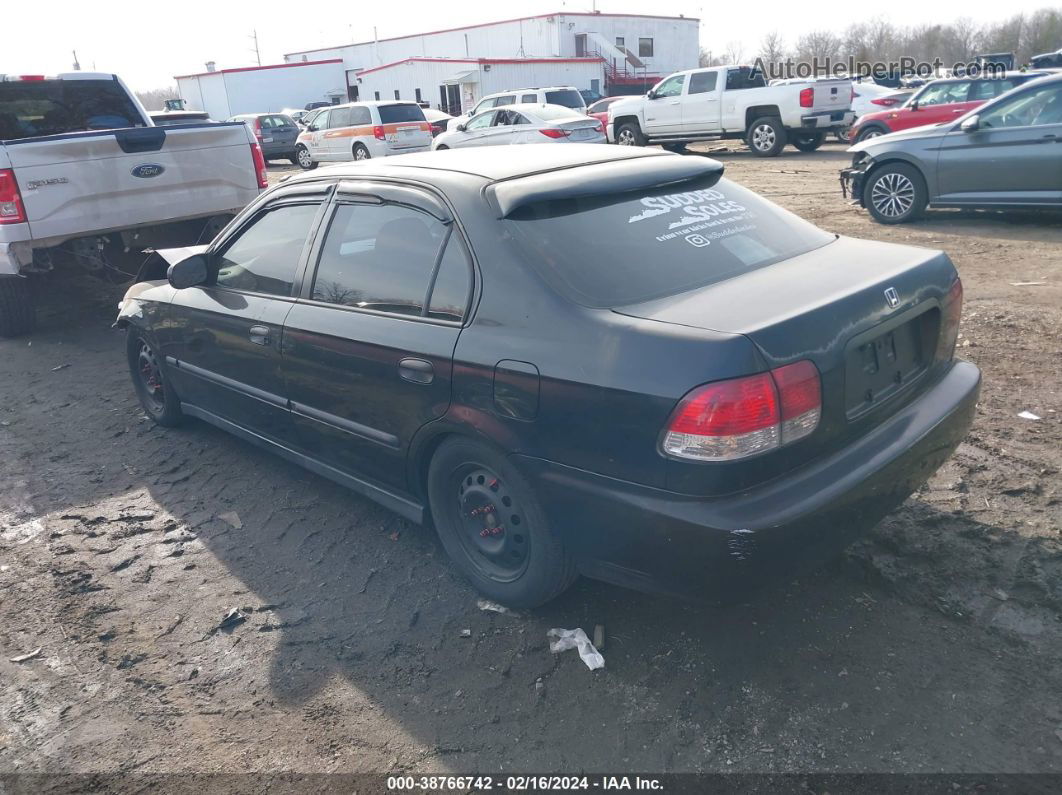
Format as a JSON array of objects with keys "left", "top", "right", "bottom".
[
  {"left": 494, "top": 95, "right": 516, "bottom": 107},
  {"left": 0, "top": 78, "right": 145, "bottom": 140},
  {"left": 504, "top": 176, "right": 833, "bottom": 307},
  {"left": 688, "top": 72, "right": 718, "bottom": 94},
  {"left": 521, "top": 94, "right": 538, "bottom": 103},
  {"left": 328, "top": 107, "right": 352, "bottom": 128},
  {"left": 311, "top": 202, "right": 471, "bottom": 321},
  {"left": 214, "top": 203, "right": 320, "bottom": 297},
  {"left": 378, "top": 104, "right": 426, "bottom": 123},
  {"left": 351, "top": 106, "right": 372, "bottom": 125},
  {"left": 544, "top": 89, "right": 585, "bottom": 109}
]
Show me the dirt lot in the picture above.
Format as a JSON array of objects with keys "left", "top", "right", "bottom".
[{"left": 1, "top": 143, "right": 1060, "bottom": 780}]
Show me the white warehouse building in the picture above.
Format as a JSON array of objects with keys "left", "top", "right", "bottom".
[
  {"left": 175, "top": 11, "right": 699, "bottom": 119},
  {"left": 176, "top": 59, "right": 347, "bottom": 120}
]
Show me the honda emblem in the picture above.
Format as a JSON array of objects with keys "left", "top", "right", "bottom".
[{"left": 884, "top": 287, "right": 900, "bottom": 308}]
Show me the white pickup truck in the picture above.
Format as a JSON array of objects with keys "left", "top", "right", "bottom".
[
  {"left": 608, "top": 65, "right": 855, "bottom": 157},
  {"left": 0, "top": 72, "right": 268, "bottom": 336}
]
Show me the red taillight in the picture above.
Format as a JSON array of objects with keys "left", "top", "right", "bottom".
[
  {"left": 871, "top": 97, "right": 898, "bottom": 107},
  {"left": 0, "top": 169, "right": 27, "bottom": 225},
  {"left": 935, "top": 277, "right": 964, "bottom": 361},
  {"left": 373, "top": 125, "right": 386, "bottom": 140},
  {"left": 253, "top": 117, "right": 263, "bottom": 141},
  {"left": 662, "top": 361, "right": 821, "bottom": 462},
  {"left": 539, "top": 128, "right": 572, "bottom": 138},
  {"left": 249, "top": 143, "right": 268, "bottom": 189},
  {"left": 17, "top": 75, "right": 46, "bottom": 81},
  {"left": 799, "top": 87, "right": 814, "bottom": 108}
]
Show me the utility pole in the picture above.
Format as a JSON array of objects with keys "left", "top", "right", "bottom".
[{"left": 249, "top": 29, "right": 261, "bottom": 66}]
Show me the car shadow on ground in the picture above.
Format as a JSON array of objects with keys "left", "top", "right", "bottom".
[{"left": 3, "top": 260, "right": 1061, "bottom": 774}]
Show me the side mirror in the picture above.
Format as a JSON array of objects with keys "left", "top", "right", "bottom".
[
  {"left": 167, "top": 254, "right": 208, "bottom": 290},
  {"left": 910, "top": 100, "right": 920, "bottom": 111},
  {"left": 307, "top": 124, "right": 318, "bottom": 132},
  {"left": 646, "top": 89, "right": 657, "bottom": 100},
  {"left": 960, "top": 114, "right": 980, "bottom": 132},
  {"left": 455, "top": 123, "right": 467, "bottom": 132}
]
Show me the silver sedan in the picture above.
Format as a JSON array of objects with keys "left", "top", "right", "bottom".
[{"left": 431, "top": 104, "right": 605, "bottom": 150}]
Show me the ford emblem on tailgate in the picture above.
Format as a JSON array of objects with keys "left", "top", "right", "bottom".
[{"left": 131, "top": 164, "right": 165, "bottom": 179}]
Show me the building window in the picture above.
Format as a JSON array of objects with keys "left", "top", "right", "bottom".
[
  {"left": 638, "top": 38, "right": 654, "bottom": 58},
  {"left": 374, "top": 91, "right": 380, "bottom": 100},
  {"left": 415, "top": 88, "right": 422, "bottom": 102},
  {"left": 615, "top": 36, "right": 624, "bottom": 49},
  {"left": 394, "top": 89, "right": 401, "bottom": 100}
]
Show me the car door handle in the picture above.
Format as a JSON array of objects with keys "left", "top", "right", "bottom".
[
  {"left": 1042, "top": 133, "right": 1058, "bottom": 141},
  {"left": 248, "top": 325, "right": 271, "bottom": 346},
  {"left": 398, "top": 357, "right": 434, "bottom": 385}
]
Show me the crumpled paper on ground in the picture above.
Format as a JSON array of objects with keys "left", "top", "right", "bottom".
[{"left": 547, "top": 627, "right": 605, "bottom": 670}]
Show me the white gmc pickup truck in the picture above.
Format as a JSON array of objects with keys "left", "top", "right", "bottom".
[
  {"left": 0, "top": 73, "right": 267, "bottom": 336},
  {"left": 608, "top": 65, "right": 855, "bottom": 157}
]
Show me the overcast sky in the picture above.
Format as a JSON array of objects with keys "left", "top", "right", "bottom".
[{"left": 7, "top": 0, "right": 1058, "bottom": 90}]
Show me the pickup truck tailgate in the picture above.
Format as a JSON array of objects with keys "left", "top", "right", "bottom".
[
  {"left": 807, "top": 81, "right": 852, "bottom": 114},
  {"left": 6, "top": 123, "right": 260, "bottom": 241}
]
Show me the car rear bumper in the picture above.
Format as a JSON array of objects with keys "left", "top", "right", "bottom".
[
  {"left": 516, "top": 359, "right": 980, "bottom": 599},
  {"left": 800, "top": 110, "right": 856, "bottom": 129}
]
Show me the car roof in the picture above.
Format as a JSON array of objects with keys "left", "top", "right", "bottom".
[
  {"left": 487, "top": 86, "right": 577, "bottom": 96},
  {"left": 282, "top": 143, "right": 671, "bottom": 182},
  {"left": 330, "top": 100, "right": 422, "bottom": 108}
]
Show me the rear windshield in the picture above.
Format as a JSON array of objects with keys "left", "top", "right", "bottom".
[
  {"left": 0, "top": 78, "right": 145, "bottom": 140},
  {"left": 378, "top": 104, "right": 426, "bottom": 124},
  {"left": 505, "top": 176, "right": 834, "bottom": 307},
  {"left": 544, "top": 89, "right": 585, "bottom": 110}
]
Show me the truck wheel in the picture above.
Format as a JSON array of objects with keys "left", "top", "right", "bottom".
[
  {"left": 295, "top": 145, "right": 317, "bottom": 170},
  {"left": 0, "top": 277, "right": 35, "bottom": 338},
  {"left": 791, "top": 131, "right": 825, "bottom": 152},
  {"left": 615, "top": 122, "right": 646, "bottom": 147},
  {"left": 835, "top": 126, "right": 852, "bottom": 144},
  {"left": 353, "top": 144, "right": 371, "bottom": 161},
  {"left": 662, "top": 142, "right": 687, "bottom": 153},
  {"left": 427, "top": 437, "right": 578, "bottom": 608},
  {"left": 747, "top": 117, "right": 787, "bottom": 157},
  {"left": 863, "top": 163, "right": 928, "bottom": 224}
]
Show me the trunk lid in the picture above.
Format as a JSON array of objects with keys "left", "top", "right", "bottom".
[
  {"left": 613, "top": 236, "right": 959, "bottom": 493},
  {"left": 6, "top": 123, "right": 259, "bottom": 241},
  {"left": 806, "top": 79, "right": 852, "bottom": 113}
]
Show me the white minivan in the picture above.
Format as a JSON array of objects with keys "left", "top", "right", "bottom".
[{"left": 294, "top": 101, "right": 432, "bottom": 169}]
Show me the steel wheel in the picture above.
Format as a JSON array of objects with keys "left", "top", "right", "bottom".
[
  {"left": 616, "top": 128, "right": 637, "bottom": 146},
  {"left": 137, "top": 341, "right": 166, "bottom": 413},
  {"left": 451, "top": 464, "right": 530, "bottom": 583},
  {"left": 751, "top": 123, "right": 776, "bottom": 152},
  {"left": 870, "top": 171, "right": 915, "bottom": 219}
]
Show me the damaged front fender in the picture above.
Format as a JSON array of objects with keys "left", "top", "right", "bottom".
[
  {"left": 839, "top": 154, "right": 874, "bottom": 206},
  {"left": 113, "top": 279, "right": 173, "bottom": 329}
]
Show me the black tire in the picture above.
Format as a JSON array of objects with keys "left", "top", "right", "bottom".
[
  {"left": 746, "top": 116, "right": 787, "bottom": 157},
  {"left": 862, "top": 162, "right": 928, "bottom": 225},
  {"left": 353, "top": 143, "right": 371, "bottom": 161},
  {"left": 0, "top": 276, "right": 35, "bottom": 337},
  {"left": 791, "top": 131, "right": 825, "bottom": 152},
  {"left": 615, "top": 121, "right": 646, "bottom": 147},
  {"left": 855, "top": 125, "right": 888, "bottom": 144},
  {"left": 427, "top": 437, "right": 577, "bottom": 608},
  {"left": 835, "top": 126, "right": 852, "bottom": 144},
  {"left": 288, "top": 154, "right": 300, "bottom": 165},
  {"left": 295, "top": 145, "right": 317, "bottom": 170},
  {"left": 435, "top": 144, "right": 449, "bottom": 150},
  {"left": 661, "top": 142, "right": 687, "bottom": 153},
  {"left": 126, "top": 332, "right": 183, "bottom": 426}
]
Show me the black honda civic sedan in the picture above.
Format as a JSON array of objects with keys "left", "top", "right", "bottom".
[{"left": 116, "top": 145, "right": 980, "bottom": 607}]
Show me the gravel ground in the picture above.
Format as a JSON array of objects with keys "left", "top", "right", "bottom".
[{"left": 1, "top": 142, "right": 1060, "bottom": 780}]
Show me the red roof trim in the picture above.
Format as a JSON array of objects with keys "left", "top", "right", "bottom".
[
  {"left": 355, "top": 56, "right": 606, "bottom": 77},
  {"left": 174, "top": 58, "right": 343, "bottom": 80},
  {"left": 284, "top": 12, "right": 699, "bottom": 57}
]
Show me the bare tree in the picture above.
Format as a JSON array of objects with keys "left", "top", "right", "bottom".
[
  {"left": 135, "top": 86, "right": 180, "bottom": 111},
  {"left": 795, "top": 30, "right": 841, "bottom": 65},
  {"left": 758, "top": 31, "right": 787, "bottom": 70},
  {"left": 722, "top": 40, "right": 745, "bottom": 65}
]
